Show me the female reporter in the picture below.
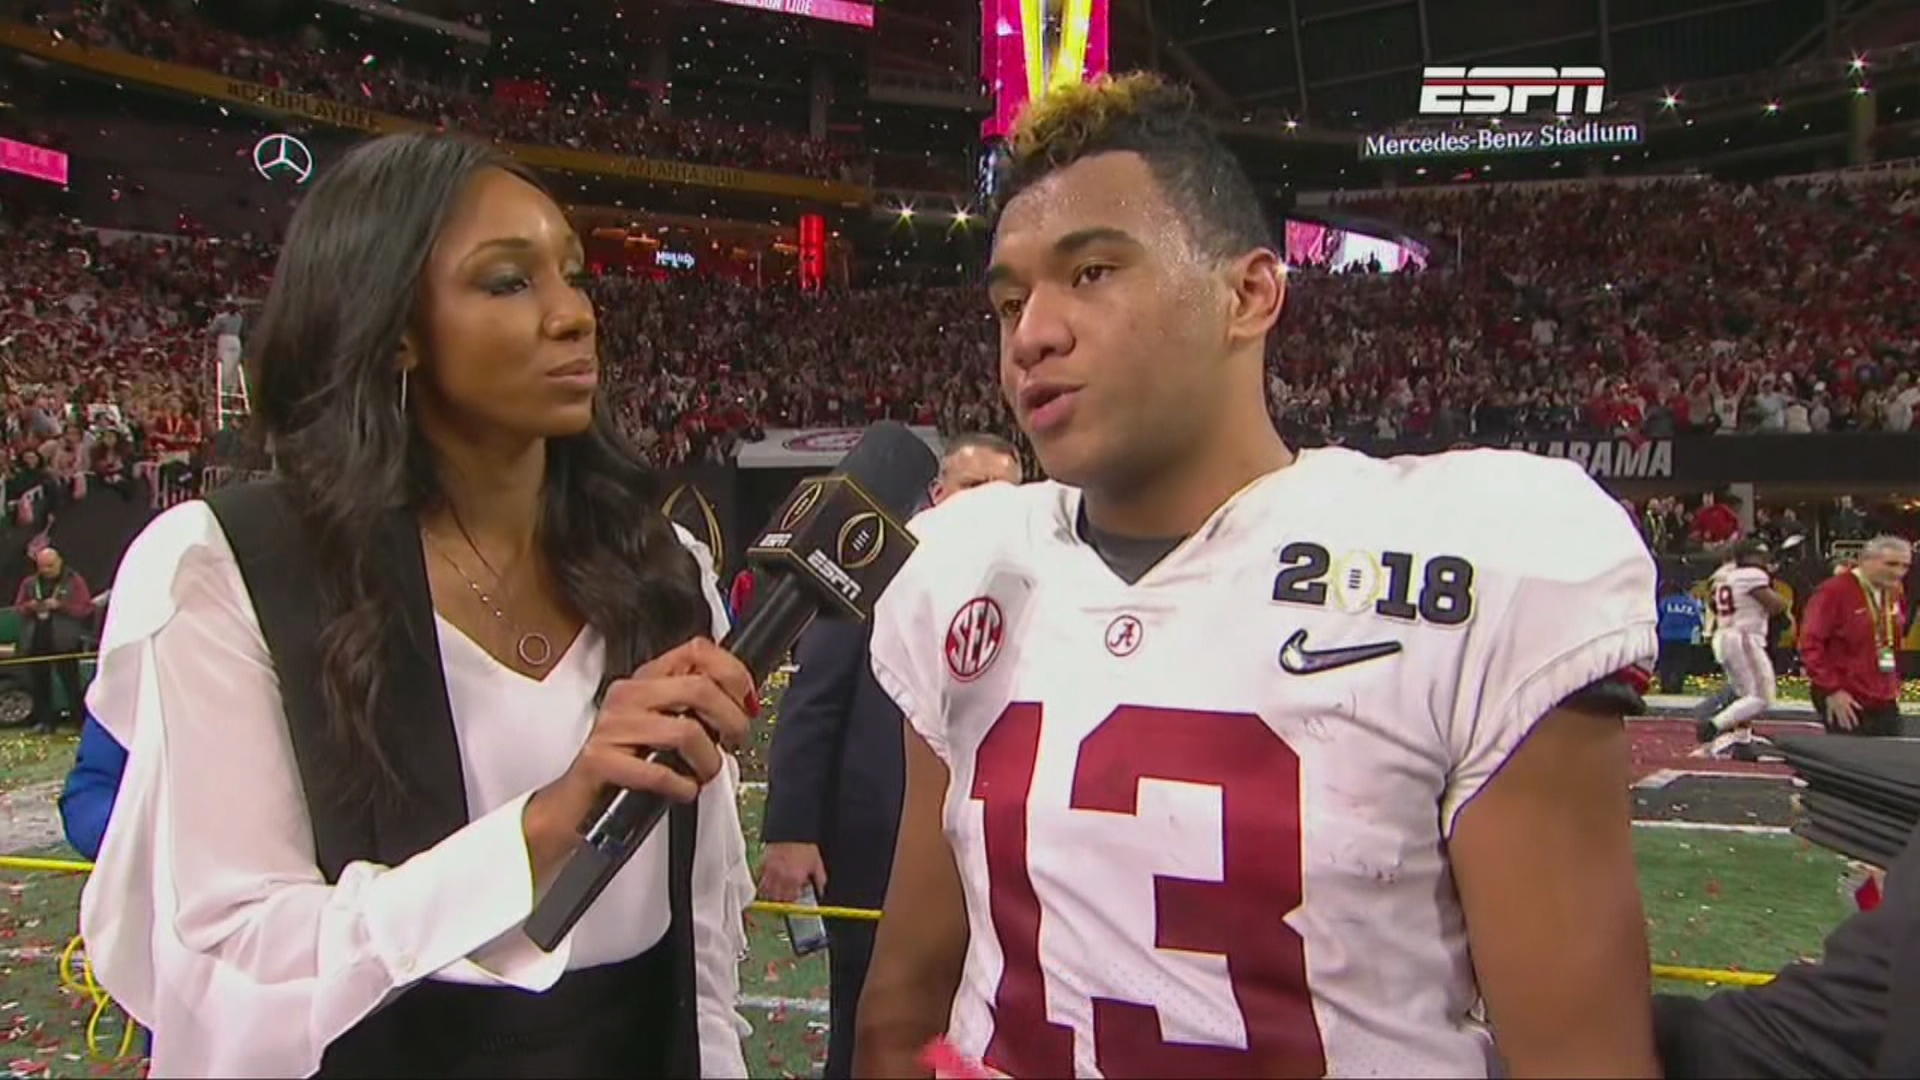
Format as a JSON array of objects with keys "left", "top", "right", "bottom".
[{"left": 78, "top": 133, "right": 756, "bottom": 1077}]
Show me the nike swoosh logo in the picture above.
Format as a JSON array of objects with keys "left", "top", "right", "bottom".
[{"left": 1278, "top": 629, "right": 1402, "bottom": 676}]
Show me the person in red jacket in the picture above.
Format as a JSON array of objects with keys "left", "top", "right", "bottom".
[
  {"left": 1800, "top": 535, "right": 1912, "bottom": 735},
  {"left": 1690, "top": 491, "right": 1742, "bottom": 548}
]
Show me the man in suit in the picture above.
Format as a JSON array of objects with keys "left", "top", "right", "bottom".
[
  {"left": 758, "top": 432, "right": 1023, "bottom": 1079},
  {"left": 1655, "top": 816, "right": 1920, "bottom": 1076}
]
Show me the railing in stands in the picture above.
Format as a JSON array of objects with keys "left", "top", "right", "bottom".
[
  {"left": 127, "top": 461, "right": 273, "bottom": 511},
  {"left": 1773, "top": 156, "right": 1920, "bottom": 185},
  {"left": 1, "top": 463, "right": 275, "bottom": 529}
]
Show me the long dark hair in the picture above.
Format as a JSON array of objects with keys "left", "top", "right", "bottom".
[{"left": 247, "top": 133, "right": 709, "bottom": 795}]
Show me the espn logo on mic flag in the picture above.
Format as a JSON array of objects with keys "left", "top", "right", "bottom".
[
  {"left": 747, "top": 475, "right": 917, "bottom": 620},
  {"left": 1418, "top": 66, "right": 1607, "bottom": 116}
]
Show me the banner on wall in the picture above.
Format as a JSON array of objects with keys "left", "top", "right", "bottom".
[
  {"left": 1339, "top": 433, "right": 1920, "bottom": 488},
  {"left": 0, "top": 22, "right": 869, "bottom": 204},
  {"left": 733, "top": 426, "right": 945, "bottom": 469},
  {"left": 0, "top": 136, "right": 70, "bottom": 185}
]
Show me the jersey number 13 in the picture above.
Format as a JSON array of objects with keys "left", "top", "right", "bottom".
[{"left": 971, "top": 702, "right": 1328, "bottom": 1078}]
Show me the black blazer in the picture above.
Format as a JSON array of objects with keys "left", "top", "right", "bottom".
[
  {"left": 1655, "top": 819, "right": 1920, "bottom": 1077},
  {"left": 762, "top": 614, "right": 904, "bottom": 907}
]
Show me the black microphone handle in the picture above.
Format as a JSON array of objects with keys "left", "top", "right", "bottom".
[{"left": 523, "top": 572, "right": 821, "bottom": 951}]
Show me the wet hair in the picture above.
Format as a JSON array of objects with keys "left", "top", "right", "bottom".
[
  {"left": 248, "top": 132, "right": 709, "bottom": 796},
  {"left": 1000, "top": 71, "right": 1272, "bottom": 259}
]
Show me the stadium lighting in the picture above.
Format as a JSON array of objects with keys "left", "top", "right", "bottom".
[
  {"left": 1284, "top": 118, "right": 1299, "bottom": 130},
  {"left": 953, "top": 207, "right": 972, "bottom": 224},
  {"left": 1763, "top": 100, "right": 1780, "bottom": 114},
  {"left": 1488, "top": 117, "right": 1501, "bottom": 127},
  {"left": 1849, "top": 55, "right": 1868, "bottom": 72},
  {"left": 1854, "top": 84, "right": 1872, "bottom": 96},
  {"left": 896, "top": 205, "right": 914, "bottom": 220},
  {"left": 1659, "top": 91, "right": 1680, "bottom": 108}
]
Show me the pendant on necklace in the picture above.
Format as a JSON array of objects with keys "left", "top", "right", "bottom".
[{"left": 518, "top": 631, "right": 554, "bottom": 667}]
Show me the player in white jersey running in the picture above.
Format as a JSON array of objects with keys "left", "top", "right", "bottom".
[
  {"left": 1696, "top": 540, "right": 1788, "bottom": 759},
  {"left": 853, "top": 73, "right": 1660, "bottom": 1079}
]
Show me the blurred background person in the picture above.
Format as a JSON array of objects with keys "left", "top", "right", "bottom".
[
  {"left": 1801, "top": 535, "right": 1913, "bottom": 736},
  {"left": 1657, "top": 580, "right": 1707, "bottom": 695},
  {"left": 13, "top": 545, "right": 92, "bottom": 732}
]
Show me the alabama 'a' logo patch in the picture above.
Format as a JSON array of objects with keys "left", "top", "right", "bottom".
[{"left": 946, "top": 597, "right": 1004, "bottom": 681}]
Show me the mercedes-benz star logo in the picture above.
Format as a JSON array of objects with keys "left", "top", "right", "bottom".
[{"left": 253, "top": 134, "right": 314, "bottom": 184}]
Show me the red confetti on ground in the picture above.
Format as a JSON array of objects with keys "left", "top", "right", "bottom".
[
  {"left": 763, "top": 961, "right": 781, "bottom": 984},
  {"left": 1625, "top": 719, "right": 1802, "bottom": 782},
  {"left": 1705, "top": 879, "right": 1723, "bottom": 898}
]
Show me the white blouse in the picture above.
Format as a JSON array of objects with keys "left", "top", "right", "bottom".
[{"left": 77, "top": 501, "right": 755, "bottom": 1078}]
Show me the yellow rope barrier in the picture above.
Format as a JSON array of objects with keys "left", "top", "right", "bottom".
[
  {"left": 0, "top": 858, "right": 1784, "bottom": 993},
  {"left": 0, "top": 650, "right": 98, "bottom": 668},
  {"left": 59, "top": 933, "right": 87, "bottom": 995},
  {"left": 749, "top": 899, "right": 884, "bottom": 922},
  {"left": 1651, "top": 963, "right": 1775, "bottom": 987},
  {"left": 0, "top": 854, "right": 95, "bottom": 873}
]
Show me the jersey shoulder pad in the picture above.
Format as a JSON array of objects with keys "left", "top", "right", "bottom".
[
  {"left": 1374, "top": 447, "right": 1648, "bottom": 579},
  {"left": 903, "top": 480, "right": 1064, "bottom": 557}
]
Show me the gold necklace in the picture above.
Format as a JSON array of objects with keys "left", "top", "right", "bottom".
[{"left": 423, "top": 517, "right": 554, "bottom": 668}]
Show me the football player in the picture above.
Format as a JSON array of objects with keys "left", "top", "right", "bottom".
[
  {"left": 854, "top": 73, "right": 1660, "bottom": 1078},
  {"left": 1696, "top": 540, "right": 1788, "bottom": 759}
]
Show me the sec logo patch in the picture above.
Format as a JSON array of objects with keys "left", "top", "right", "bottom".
[{"left": 946, "top": 597, "right": 1004, "bottom": 681}]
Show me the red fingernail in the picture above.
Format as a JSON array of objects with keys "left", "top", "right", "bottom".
[{"left": 745, "top": 687, "right": 761, "bottom": 718}]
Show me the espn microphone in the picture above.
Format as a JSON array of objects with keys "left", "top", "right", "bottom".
[{"left": 525, "top": 421, "right": 938, "bottom": 951}]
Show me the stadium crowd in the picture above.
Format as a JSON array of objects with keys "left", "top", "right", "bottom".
[
  {"left": 0, "top": 213, "right": 270, "bottom": 517},
  {"left": 22, "top": 0, "right": 869, "bottom": 183},
  {"left": 1274, "top": 175, "right": 1920, "bottom": 445},
  {"left": 6, "top": 166, "right": 1920, "bottom": 483}
]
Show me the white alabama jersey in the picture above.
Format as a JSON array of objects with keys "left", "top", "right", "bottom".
[
  {"left": 1710, "top": 564, "right": 1773, "bottom": 637},
  {"left": 869, "top": 447, "right": 1657, "bottom": 1079}
]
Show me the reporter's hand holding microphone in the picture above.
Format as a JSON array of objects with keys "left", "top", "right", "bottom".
[
  {"left": 523, "top": 637, "right": 757, "bottom": 880},
  {"left": 523, "top": 422, "right": 939, "bottom": 950}
]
